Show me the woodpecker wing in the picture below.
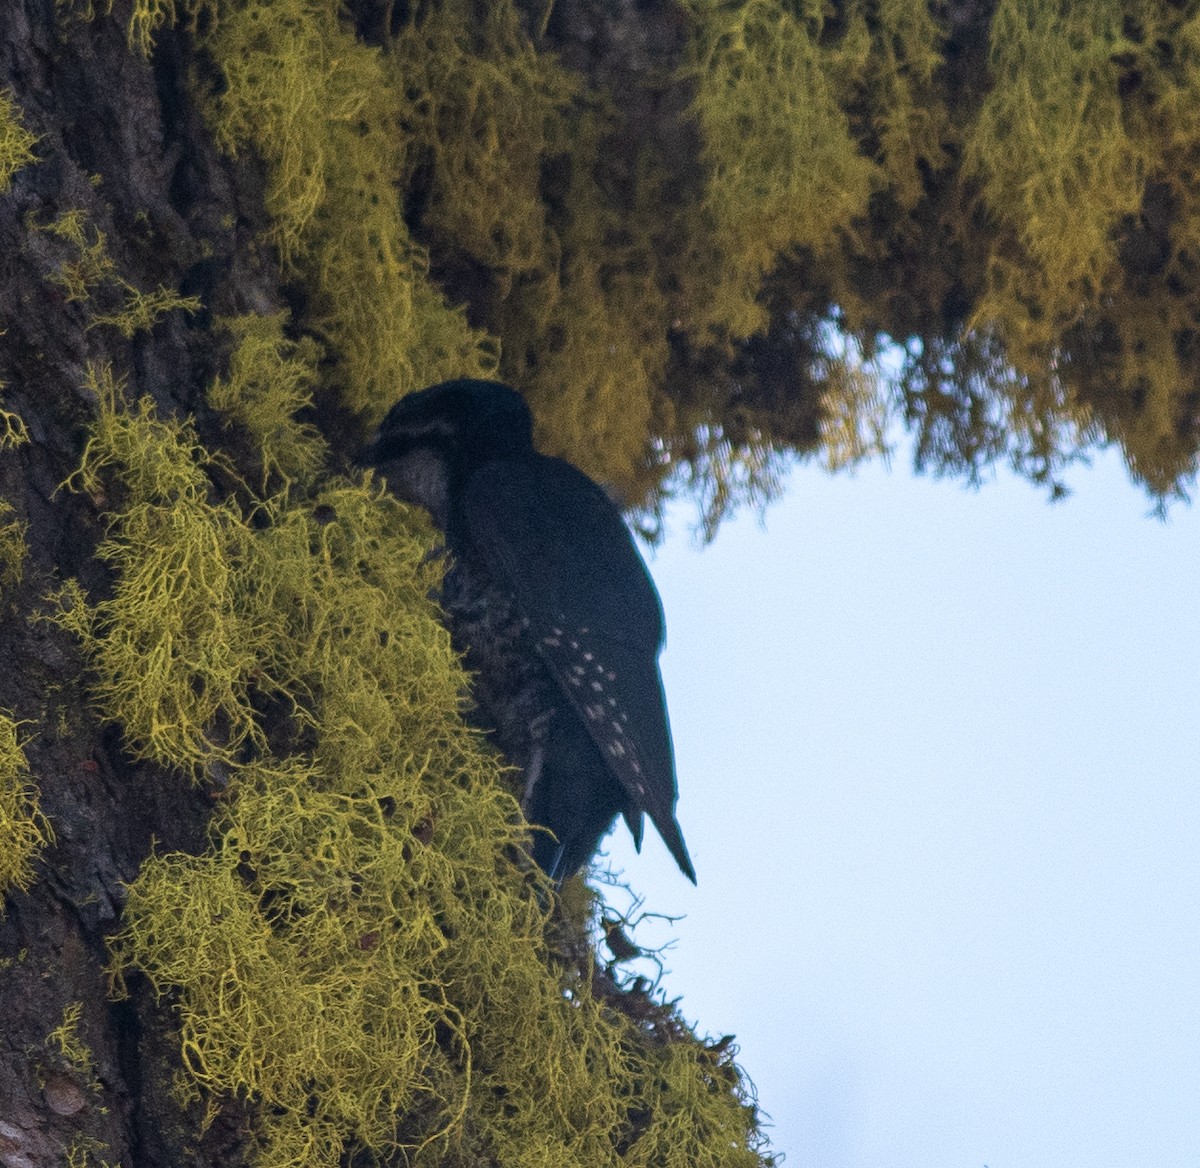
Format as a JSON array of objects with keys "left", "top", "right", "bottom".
[{"left": 461, "top": 457, "right": 695, "bottom": 882}]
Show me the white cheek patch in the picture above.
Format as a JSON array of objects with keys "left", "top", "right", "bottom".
[{"left": 380, "top": 449, "right": 451, "bottom": 529}]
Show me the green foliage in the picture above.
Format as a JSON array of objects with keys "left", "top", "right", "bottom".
[
  {"left": 0, "top": 89, "right": 38, "bottom": 192},
  {"left": 0, "top": 710, "right": 52, "bottom": 906}
]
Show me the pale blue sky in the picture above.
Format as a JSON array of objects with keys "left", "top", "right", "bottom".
[{"left": 605, "top": 444, "right": 1200, "bottom": 1168}]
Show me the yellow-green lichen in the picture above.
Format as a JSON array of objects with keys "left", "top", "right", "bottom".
[
  {"left": 196, "top": 0, "right": 496, "bottom": 418},
  {"left": 89, "top": 281, "right": 201, "bottom": 338},
  {"left": 86, "top": 0, "right": 845, "bottom": 511},
  {"left": 0, "top": 392, "right": 29, "bottom": 594},
  {"left": 862, "top": 0, "right": 952, "bottom": 216},
  {"left": 64, "top": 1138, "right": 117, "bottom": 1168},
  {"left": 126, "top": 0, "right": 181, "bottom": 54},
  {"left": 55, "top": 0, "right": 184, "bottom": 55},
  {"left": 621, "top": 1040, "right": 765, "bottom": 1168},
  {"left": 388, "top": 0, "right": 701, "bottom": 501},
  {"left": 682, "top": 0, "right": 879, "bottom": 338},
  {"left": 47, "top": 1001, "right": 98, "bottom": 1077},
  {"left": 208, "top": 312, "right": 327, "bottom": 493},
  {"left": 967, "top": 0, "right": 1147, "bottom": 345},
  {"left": 0, "top": 399, "right": 29, "bottom": 450},
  {"left": 0, "top": 89, "right": 38, "bottom": 192},
  {"left": 500, "top": 243, "right": 672, "bottom": 499},
  {"left": 0, "top": 710, "right": 52, "bottom": 905},
  {"left": 50, "top": 364, "right": 269, "bottom": 776},
  {"left": 0, "top": 498, "right": 27, "bottom": 594},
  {"left": 391, "top": 0, "right": 580, "bottom": 277},
  {"left": 35, "top": 207, "right": 200, "bottom": 332},
  {"left": 817, "top": 351, "right": 891, "bottom": 473},
  {"left": 189, "top": 0, "right": 683, "bottom": 501},
  {"left": 37, "top": 209, "right": 117, "bottom": 301},
  {"left": 101, "top": 469, "right": 614, "bottom": 1165}
]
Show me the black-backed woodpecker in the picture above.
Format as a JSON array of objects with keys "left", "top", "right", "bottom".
[{"left": 357, "top": 379, "right": 696, "bottom": 885}]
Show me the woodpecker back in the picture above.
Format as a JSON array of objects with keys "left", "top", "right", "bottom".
[{"left": 358, "top": 379, "right": 696, "bottom": 884}]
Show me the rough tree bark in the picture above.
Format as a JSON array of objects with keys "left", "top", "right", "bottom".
[{"left": 0, "top": 8, "right": 318, "bottom": 1165}]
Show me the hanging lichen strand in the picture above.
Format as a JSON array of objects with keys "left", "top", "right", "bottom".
[
  {"left": 193, "top": 0, "right": 499, "bottom": 419},
  {"left": 97, "top": 0, "right": 1200, "bottom": 511},
  {"left": 682, "top": 0, "right": 879, "bottom": 339}
]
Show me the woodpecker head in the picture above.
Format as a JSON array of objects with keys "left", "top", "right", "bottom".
[{"left": 356, "top": 380, "right": 534, "bottom": 528}]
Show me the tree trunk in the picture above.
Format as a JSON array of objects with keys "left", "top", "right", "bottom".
[{"left": 0, "top": 6, "right": 290, "bottom": 1164}]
